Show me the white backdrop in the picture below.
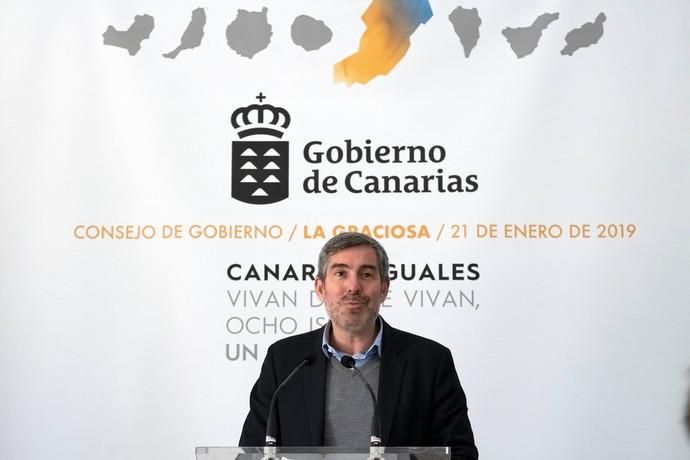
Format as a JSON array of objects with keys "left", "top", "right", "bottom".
[{"left": 1, "top": 1, "right": 689, "bottom": 459}]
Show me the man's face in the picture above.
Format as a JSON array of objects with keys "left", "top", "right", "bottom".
[{"left": 315, "top": 245, "right": 389, "bottom": 336}]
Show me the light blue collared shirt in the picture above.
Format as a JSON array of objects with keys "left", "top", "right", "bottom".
[{"left": 321, "top": 316, "right": 383, "bottom": 368}]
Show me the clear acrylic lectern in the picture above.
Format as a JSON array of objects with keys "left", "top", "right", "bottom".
[{"left": 196, "top": 446, "right": 450, "bottom": 460}]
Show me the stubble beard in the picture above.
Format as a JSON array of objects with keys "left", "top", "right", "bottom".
[{"left": 328, "top": 295, "right": 379, "bottom": 336}]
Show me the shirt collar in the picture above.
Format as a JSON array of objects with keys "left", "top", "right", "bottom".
[{"left": 321, "top": 316, "right": 383, "bottom": 364}]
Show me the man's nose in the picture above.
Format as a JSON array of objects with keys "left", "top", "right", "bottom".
[{"left": 345, "top": 276, "right": 362, "bottom": 293}]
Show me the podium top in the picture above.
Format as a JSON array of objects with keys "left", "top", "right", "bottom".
[{"left": 196, "top": 446, "right": 450, "bottom": 460}]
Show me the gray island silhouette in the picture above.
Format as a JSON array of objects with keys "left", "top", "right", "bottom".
[
  {"left": 163, "top": 8, "right": 206, "bottom": 59},
  {"left": 448, "top": 6, "right": 482, "bottom": 58},
  {"left": 562, "top": 13, "right": 607, "bottom": 56},
  {"left": 291, "top": 15, "right": 333, "bottom": 51},
  {"left": 102, "top": 14, "right": 155, "bottom": 56},
  {"left": 502, "top": 12, "right": 559, "bottom": 58},
  {"left": 226, "top": 7, "right": 272, "bottom": 58}
]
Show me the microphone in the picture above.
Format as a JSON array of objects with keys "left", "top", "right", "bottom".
[
  {"left": 340, "top": 355, "right": 383, "bottom": 458},
  {"left": 264, "top": 353, "right": 315, "bottom": 458}
]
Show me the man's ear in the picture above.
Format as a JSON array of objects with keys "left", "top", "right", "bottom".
[
  {"left": 379, "top": 279, "right": 390, "bottom": 301},
  {"left": 315, "top": 276, "right": 325, "bottom": 302}
]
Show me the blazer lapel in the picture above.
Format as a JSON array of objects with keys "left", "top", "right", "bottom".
[
  {"left": 302, "top": 329, "right": 327, "bottom": 445},
  {"left": 378, "top": 320, "right": 406, "bottom": 443}
]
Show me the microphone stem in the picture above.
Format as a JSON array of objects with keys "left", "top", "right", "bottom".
[
  {"left": 265, "top": 357, "right": 312, "bottom": 446},
  {"left": 349, "top": 364, "right": 382, "bottom": 445}
]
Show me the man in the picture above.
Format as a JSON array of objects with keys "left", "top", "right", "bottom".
[{"left": 240, "top": 232, "right": 478, "bottom": 459}]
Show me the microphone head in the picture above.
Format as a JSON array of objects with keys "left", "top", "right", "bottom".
[
  {"left": 302, "top": 353, "right": 316, "bottom": 366},
  {"left": 340, "top": 355, "right": 356, "bottom": 369}
]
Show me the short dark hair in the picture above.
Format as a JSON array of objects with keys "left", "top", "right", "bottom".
[{"left": 317, "top": 232, "right": 390, "bottom": 281}]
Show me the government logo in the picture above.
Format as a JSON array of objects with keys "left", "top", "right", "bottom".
[{"left": 230, "top": 93, "right": 290, "bottom": 205}]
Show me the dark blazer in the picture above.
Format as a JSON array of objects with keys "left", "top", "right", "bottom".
[{"left": 239, "top": 318, "right": 478, "bottom": 459}]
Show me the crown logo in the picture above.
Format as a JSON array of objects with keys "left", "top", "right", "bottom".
[
  {"left": 230, "top": 93, "right": 290, "bottom": 205},
  {"left": 231, "top": 92, "right": 291, "bottom": 139}
]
